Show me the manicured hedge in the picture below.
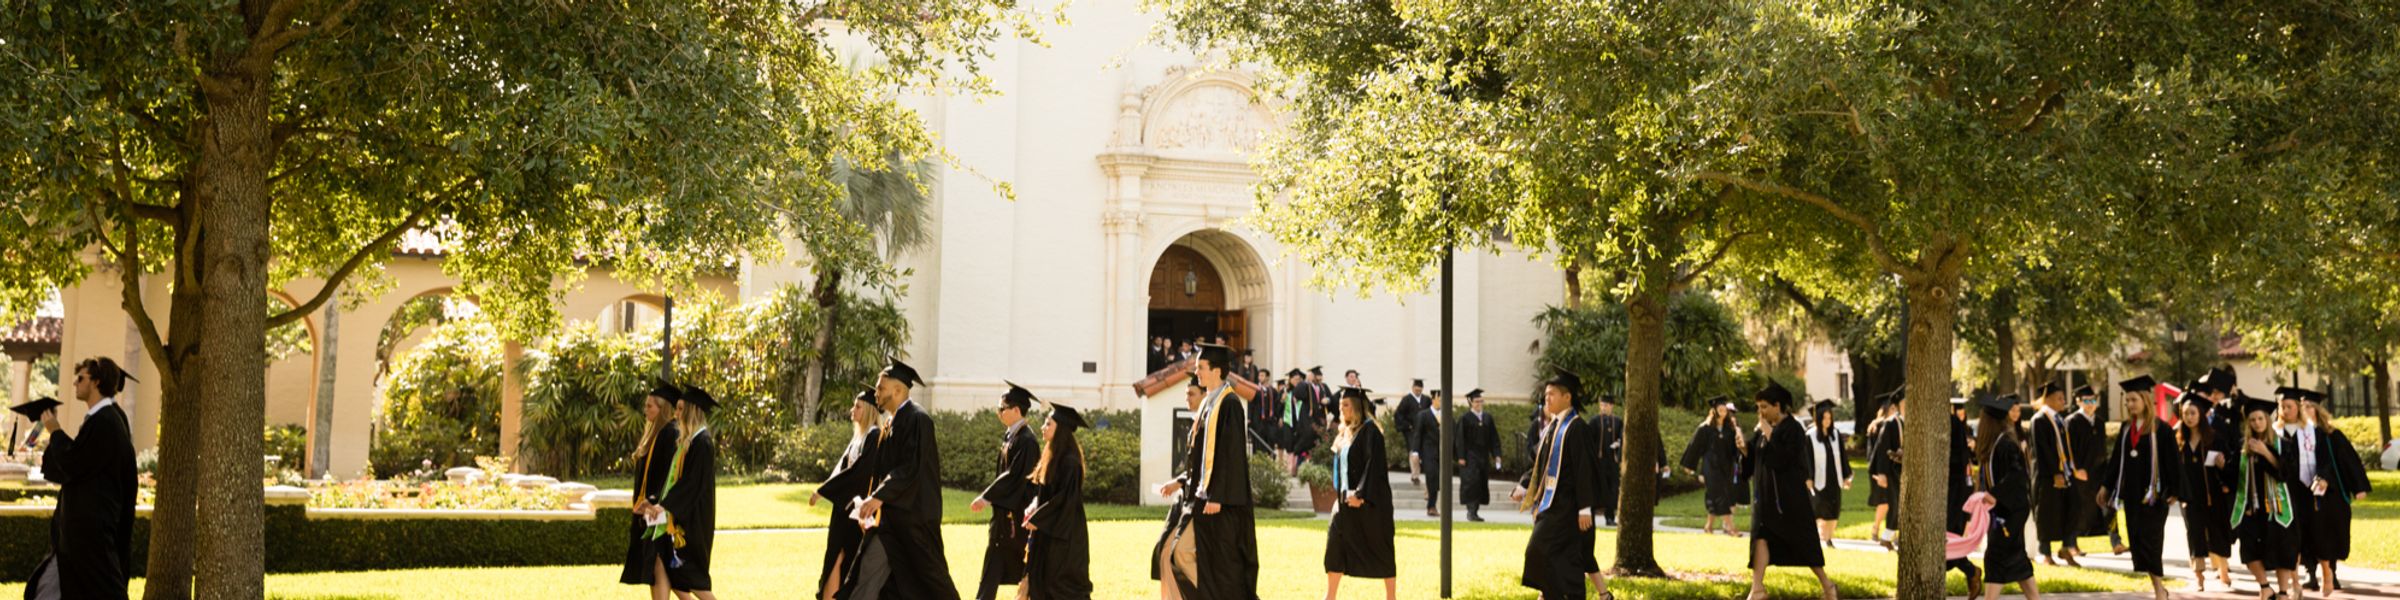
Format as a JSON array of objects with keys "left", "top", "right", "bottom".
[{"left": 0, "top": 504, "right": 628, "bottom": 582}]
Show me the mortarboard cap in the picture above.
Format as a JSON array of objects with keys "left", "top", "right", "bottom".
[
  {"left": 1755, "top": 381, "right": 1796, "bottom": 410},
  {"left": 2036, "top": 382, "right": 2065, "bottom": 397},
  {"left": 1286, "top": 369, "right": 1306, "bottom": 379},
  {"left": 2118, "top": 375, "right": 2156, "bottom": 393},
  {"left": 1465, "top": 388, "right": 1485, "bottom": 399},
  {"left": 2073, "top": 385, "right": 2097, "bottom": 398},
  {"left": 681, "top": 385, "right": 720, "bottom": 412},
  {"left": 8, "top": 398, "right": 61, "bottom": 420},
  {"left": 1412, "top": 378, "right": 1425, "bottom": 388},
  {"left": 852, "top": 389, "right": 877, "bottom": 405},
  {"left": 1545, "top": 370, "right": 1586, "bottom": 406},
  {"left": 1975, "top": 393, "right": 2020, "bottom": 413},
  {"left": 1309, "top": 366, "right": 1325, "bottom": 376},
  {"left": 2201, "top": 366, "right": 2237, "bottom": 393},
  {"left": 1044, "top": 399, "right": 1088, "bottom": 432},
  {"left": 881, "top": 355, "right": 925, "bottom": 388},
  {"left": 648, "top": 382, "right": 684, "bottom": 403},
  {"left": 1195, "top": 344, "right": 1234, "bottom": 368},
  {"left": 2275, "top": 386, "right": 2309, "bottom": 400},
  {"left": 2241, "top": 396, "right": 2278, "bottom": 416},
  {"left": 1002, "top": 381, "right": 1037, "bottom": 410}
]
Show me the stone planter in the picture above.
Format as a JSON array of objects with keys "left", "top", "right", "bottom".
[{"left": 1308, "top": 483, "right": 1338, "bottom": 514}]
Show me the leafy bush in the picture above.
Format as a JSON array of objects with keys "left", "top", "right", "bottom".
[
  {"left": 264, "top": 424, "right": 308, "bottom": 468},
  {"left": 518, "top": 325, "right": 661, "bottom": 481},
  {"left": 370, "top": 319, "right": 503, "bottom": 478},
  {"left": 1535, "top": 294, "right": 1756, "bottom": 411},
  {"left": 775, "top": 418, "right": 869, "bottom": 482},
  {"left": 1248, "top": 452, "right": 1290, "bottom": 509},
  {"left": 2329, "top": 416, "right": 2392, "bottom": 461},
  {"left": 1082, "top": 424, "right": 1141, "bottom": 505}
]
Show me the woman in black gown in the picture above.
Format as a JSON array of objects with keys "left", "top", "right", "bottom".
[
  {"left": 1023, "top": 400, "right": 1092, "bottom": 600},
  {"left": 810, "top": 391, "right": 881, "bottom": 600},
  {"left": 644, "top": 385, "right": 720, "bottom": 600},
  {"left": 621, "top": 385, "right": 680, "bottom": 591},
  {"left": 1865, "top": 394, "right": 1902, "bottom": 548},
  {"left": 1806, "top": 401, "right": 1851, "bottom": 546},
  {"left": 1741, "top": 383, "right": 1837, "bottom": 600},
  {"left": 2176, "top": 395, "right": 2236, "bottom": 590},
  {"left": 1974, "top": 393, "right": 2039, "bottom": 600},
  {"left": 1323, "top": 387, "right": 1396, "bottom": 600},
  {"left": 1680, "top": 399, "right": 1747, "bottom": 536},
  {"left": 2233, "top": 397, "right": 2296, "bottom": 599}
]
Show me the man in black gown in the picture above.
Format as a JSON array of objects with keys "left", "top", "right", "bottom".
[
  {"left": 970, "top": 382, "right": 1042, "bottom": 600},
  {"left": 1591, "top": 395, "right": 1625, "bottom": 527},
  {"left": 2028, "top": 382, "right": 2084, "bottom": 566},
  {"left": 2066, "top": 386, "right": 2117, "bottom": 554},
  {"left": 1513, "top": 371, "right": 1611, "bottom": 600},
  {"left": 22, "top": 358, "right": 138, "bottom": 600},
  {"left": 1160, "top": 344, "right": 1258, "bottom": 599},
  {"left": 2095, "top": 375, "right": 2180, "bottom": 600},
  {"left": 1741, "top": 382, "right": 1837, "bottom": 600},
  {"left": 850, "top": 356, "right": 961, "bottom": 600},
  {"left": 1411, "top": 389, "right": 1455, "bottom": 516},
  {"left": 1460, "top": 389, "right": 1499, "bottom": 521},
  {"left": 1309, "top": 367, "right": 1336, "bottom": 428},
  {"left": 1396, "top": 379, "right": 1428, "bottom": 450}
]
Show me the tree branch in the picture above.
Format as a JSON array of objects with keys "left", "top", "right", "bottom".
[
  {"left": 250, "top": 0, "right": 365, "bottom": 65},
  {"left": 1671, "top": 229, "right": 1753, "bottom": 290},
  {"left": 267, "top": 198, "right": 444, "bottom": 328},
  {"left": 86, "top": 189, "right": 173, "bottom": 375},
  {"left": 1691, "top": 170, "right": 1915, "bottom": 278}
]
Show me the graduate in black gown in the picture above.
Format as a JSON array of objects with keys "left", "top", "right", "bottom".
[
  {"left": 1150, "top": 377, "right": 1209, "bottom": 599},
  {"left": 1970, "top": 393, "right": 2038, "bottom": 600},
  {"left": 2293, "top": 392, "right": 2371, "bottom": 594},
  {"left": 21, "top": 358, "right": 138, "bottom": 600},
  {"left": 971, "top": 382, "right": 1042, "bottom": 600},
  {"left": 2093, "top": 376, "right": 2179, "bottom": 600},
  {"left": 1282, "top": 370, "right": 1322, "bottom": 465},
  {"left": 1805, "top": 400, "right": 1851, "bottom": 547},
  {"left": 812, "top": 391, "right": 881, "bottom": 600},
  {"left": 2028, "top": 382, "right": 2085, "bottom": 566},
  {"left": 1410, "top": 390, "right": 1457, "bottom": 517},
  {"left": 1679, "top": 398, "right": 1747, "bottom": 536},
  {"left": 2233, "top": 396, "right": 2298, "bottom": 598},
  {"left": 849, "top": 357, "right": 962, "bottom": 600},
  {"left": 1513, "top": 371, "right": 1612, "bottom": 600},
  {"left": 1740, "top": 382, "right": 1836, "bottom": 600},
  {"left": 1159, "top": 344, "right": 1258, "bottom": 600},
  {"left": 621, "top": 384, "right": 681, "bottom": 590},
  {"left": 1944, "top": 396, "right": 1984, "bottom": 590},
  {"left": 1459, "top": 389, "right": 1499, "bottom": 522},
  {"left": 1865, "top": 390, "right": 1903, "bottom": 548},
  {"left": 1324, "top": 387, "right": 1397, "bottom": 599},
  {"left": 2067, "top": 386, "right": 2116, "bottom": 552},
  {"left": 1023, "top": 399, "right": 1092, "bottom": 600},
  {"left": 1590, "top": 395, "right": 1624, "bottom": 527},
  {"left": 645, "top": 385, "right": 720, "bottom": 599},
  {"left": 2175, "top": 391, "right": 2237, "bottom": 590}
]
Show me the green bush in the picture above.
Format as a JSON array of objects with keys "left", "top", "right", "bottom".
[
  {"left": 776, "top": 418, "right": 868, "bottom": 482},
  {"left": 1535, "top": 294, "right": 1756, "bottom": 411},
  {"left": 1082, "top": 425, "right": 1141, "bottom": 505},
  {"left": 370, "top": 319, "right": 503, "bottom": 479},
  {"left": 2329, "top": 416, "right": 2392, "bottom": 461},
  {"left": 1, "top": 503, "right": 628, "bottom": 582},
  {"left": 265, "top": 424, "right": 308, "bottom": 469},
  {"left": 1249, "top": 451, "right": 1290, "bottom": 509}
]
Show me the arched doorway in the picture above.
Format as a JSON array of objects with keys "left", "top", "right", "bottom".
[{"left": 1141, "top": 229, "right": 1273, "bottom": 372}]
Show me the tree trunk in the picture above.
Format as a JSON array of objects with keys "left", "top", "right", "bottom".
[
  {"left": 143, "top": 223, "right": 207, "bottom": 600},
  {"left": 1991, "top": 312, "right": 2017, "bottom": 397},
  {"left": 310, "top": 298, "right": 338, "bottom": 479},
  {"left": 1564, "top": 259, "right": 1585, "bottom": 309},
  {"left": 190, "top": 62, "right": 274, "bottom": 599},
  {"left": 798, "top": 268, "right": 842, "bottom": 426},
  {"left": 1612, "top": 282, "right": 1670, "bottom": 577},
  {"left": 1894, "top": 249, "right": 1966, "bottom": 600},
  {"left": 2375, "top": 356, "right": 2392, "bottom": 449}
]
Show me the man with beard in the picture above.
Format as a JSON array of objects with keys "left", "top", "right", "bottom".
[
  {"left": 847, "top": 357, "right": 960, "bottom": 600},
  {"left": 1156, "top": 344, "right": 1258, "bottom": 599}
]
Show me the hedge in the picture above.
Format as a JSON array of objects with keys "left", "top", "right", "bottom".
[
  {"left": 1364, "top": 403, "right": 1706, "bottom": 496},
  {"left": 0, "top": 504, "right": 628, "bottom": 582}
]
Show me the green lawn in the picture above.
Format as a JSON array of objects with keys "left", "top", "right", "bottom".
[
  {"left": 712, "top": 483, "right": 1313, "bottom": 530},
  {"left": 0, "top": 518, "right": 2151, "bottom": 599},
  {"left": 1657, "top": 459, "right": 2117, "bottom": 549},
  {"left": 2342, "top": 470, "right": 2400, "bottom": 571}
]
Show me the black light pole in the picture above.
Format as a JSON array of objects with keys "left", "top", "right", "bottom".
[{"left": 1439, "top": 209, "right": 1457, "bottom": 597}]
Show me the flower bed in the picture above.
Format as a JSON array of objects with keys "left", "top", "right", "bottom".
[{"left": 307, "top": 478, "right": 566, "bottom": 511}]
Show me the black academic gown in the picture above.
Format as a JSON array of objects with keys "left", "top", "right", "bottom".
[
  {"left": 1283, "top": 391, "right": 1320, "bottom": 456},
  {"left": 1325, "top": 423, "right": 1396, "bottom": 578},
  {"left": 657, "top": 429, "right": 718, "bottom": 592},
  {"left": 1807, "top": 426, "right": 1850, "bottom": 521},
  {"left": 2176, "top": 425, "right": 2235, "bottom": 558},
  {"left": 1395, "top": 393, "right": 1424, "bottom": 446},
  {"left": 1680, "top": 422, "right": 1746, "bottom": 515},
  {"left": 1980, "top": 432, "right": 2036, "bottom": 584},
  {"left": 863, "top": 401, "right": 962, "bottom": 600},
  {"left": 1944, "top": 415, "right": 1978, "bottom": 576},
  {"left": 621, "top": 424, "right": 679, "bottom": 586},
  {"left": 1175, "top": 386, "right": 1258, "bottom": 600},
  {"left": 1743, "top": 416, "right": 1823, "bottom": 567},
  {"left": 2236, "top": 435, "right": 2297, "bottom": 570},
  {"left": 1412, "top": 410, "right": 1455, "bottom": 501},
  {"left": 1025, "top": 444, "right": 1090, "bottom": 600},
  {"left": 815, "top": 428, "right": 879, "bottom": 596},
  {"left": 28, "top": 402, "right": 136, "bottom": 600},
  {"left": 1591, "top": 413, "right": 1624, "bottom": 520},
  {"left": 1519, "top": 410, "right": 1604, "bottom": 599},
  {"left": 1867, "top": 418, "right": 1902, "bottom": 516},
  {"left": 2293, "top": 427, "right": 2371, "bottom": 563},
  {"left": 2066, "top": 411, "right": 2109, "bottom": 537},
  {"left": 2095, "top": 418, "right": 2180, "bottom": 575},
  {"left": 1459, "top": 410, "right": 1498, "bottom": 507},
  {"left": 2029, "top": 409, "right": 2079, "bottom": 547},
  {"left": 976, "top": 423, "right": 1040, "bottom": 599}
]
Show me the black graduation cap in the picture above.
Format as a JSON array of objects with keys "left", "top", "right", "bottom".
[
  {"left": 648, "top": 381, "right": 685, "bottom": 403},
  {"left": 1002, "top": 380, "right": 1037, "bottom": 410},
  {"left": 1975, "top": 393, "right": 2021, "bottom": 413},
  {"left": 681, "top": 385, "right": 720, "bottom": 412},
  {"left": 1545, "top": 370, "right": 1587, "bottom": 406},
  {"left": 2301, "top": 388, "right": 2327, "bottom": 403},
  {"left": 2072, "top": 385, "right": 2097, "bottom": 399},
  {"left": 2118, "top": 375, "right": 2157, "bottom": 393},
  {"left": 1286, "top": 368, "right": 1306, "bottom": 379},
  {"left": 1044, "top": 399, "right": 1088, "bottom": 432},
  {"left": 1465, "top": 388, "right": 1485, "bottom": 399},
  {"left": 1412, "top": 378, "right": 1425, "bottom": 388},
  {"left": 1309, "top": 365, "right": 1325, "bottom": 376},
  {"left": 8, "top": 397, "right": 61, "bottom": 420},
  {"left": 1755, "top": 380, "right": 1796, "bottom": 410},
  {"left": 1195, "top": 343, "right": 1234, "bottom": 368},
  {"left": 2175, "top": 392, "right": 2211, "bottom": 413},
  {"left": 2274, "top": 386, "right": 2309, "bottom": 400},
  {"left": 1812, "top": 399, "right": 1840, "bottom": 415},
  {"left": 852, "top": 389, "right": 877, "bottom": 406},
  {"left": 2201, "top": 366, "right": 2237, "bottom": 393},
  {"left": 2241, "top": 396, "right": 2278, "bottom": 416},
  {"left": 2035, "top": 382, "right": 2065, "bottom": 397},
  {"left": 881, "top": 355, "right": 925, "bottom": 388}
]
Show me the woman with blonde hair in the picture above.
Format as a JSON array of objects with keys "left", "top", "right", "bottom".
[
  {"left": 643, "top": 385, "right": 721, "bottom": 600},
  {"left": 1322, "top": 387, "right": 1396, "bottom": 600},
  {"left": 2233, "top": 396, "right": 2296, "bottom": 600},
  {"left": 811, "top": 390, "right": 882, "bottom": 600},
  {"left": 620, "top": 384, "right": 681, "bottom": 592}
]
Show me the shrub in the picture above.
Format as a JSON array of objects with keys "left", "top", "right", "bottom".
[
  {"left": 1082, "top": 425, "right": 1141, "bottom": 505},
  {"left": 1248, "top": 452, "right": 1289, "bottom": 509},
  {"left": 370, "top": 319, "right": 503, "bottom": 478},
  {"left": 775, "top": 418, "right": 868, "bottom": 482},
  {"left": 264, "top": 424, "right": 308, "bottom": 469},
  {"left": 1535, "top": 294, "right": 1756, "bottom": 411}
]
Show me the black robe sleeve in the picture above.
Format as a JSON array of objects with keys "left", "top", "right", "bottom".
[
  {"left": 2329, "top": 430, "right": 2372, "bottom": 496},
  {"left": 1349, "top": 425, "right": 1393, "bottom": 506},
  {"left": 658, "top": 431, "right": 717, "bottom": 529},
  {"left": 1679, "top": 425, "right": 1713, "bottom": 472},
  {"left": 982, "top": 427, "right": 1041, "bottom": 513},
  {"left": 1028, "top": 450, "right": 1085, "bottom": 540},
  {"left": 1565, "top": 419, "right": 1606, "bottom": 515},
  {"left": 819, "top": 431, "right": 878, "bottom": 506},
  {"left": 1201, "top": 398, "right": 1252, "bottom": 507},
  {"left": 1989, "top": 439, "right": 2031, "bottom": 513}
]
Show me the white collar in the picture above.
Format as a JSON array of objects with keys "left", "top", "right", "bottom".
[{"left": 87, "top": 397, "right": 117, "bottom": 417}]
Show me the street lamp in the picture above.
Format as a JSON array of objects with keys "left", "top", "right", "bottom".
[{"left": 2171, "top": 323, "right": 2189, "bottom": 344}]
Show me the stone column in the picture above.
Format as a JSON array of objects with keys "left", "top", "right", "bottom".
[{"left": 498, "top": 340, "right": 524, "bottom": 468}]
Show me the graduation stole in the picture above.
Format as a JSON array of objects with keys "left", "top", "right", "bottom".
[
  {"left": 2230, "top": 434, "right": 2294, "bottom": 529},
  {"left": 2045, "top": 409, "right": 2075, "bottom": 488},
  {"left": 1519, "top": 409, "right": 1577, "bottom": 512},
  {"left": 1194, "top": 382, "right": 1238, "bottom": 494},
  {"left": 647, "top": 436, "right": 693, "bottom": 547}
]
